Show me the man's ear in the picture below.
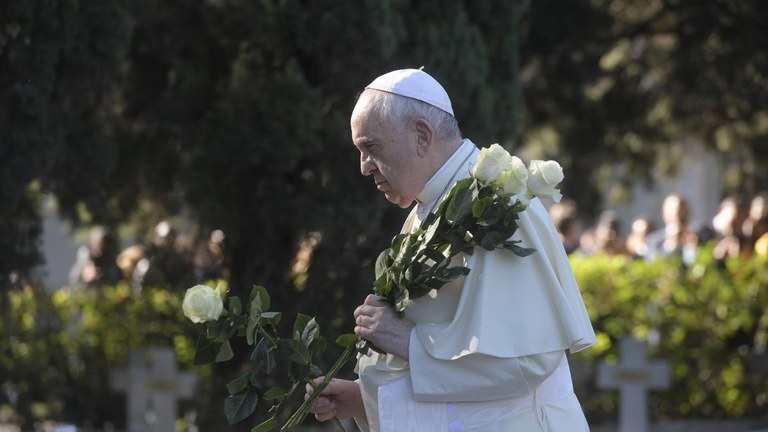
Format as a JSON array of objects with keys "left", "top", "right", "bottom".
[{"left": 413, "top": 118, "right": 435, "bottom": 157}]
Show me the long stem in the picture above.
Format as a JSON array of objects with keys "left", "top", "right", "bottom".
[{"left": 280, "top": 343, "right": 358, "bottom": 431}]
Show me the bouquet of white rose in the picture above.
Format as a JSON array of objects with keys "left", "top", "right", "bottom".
[{"left": 182, "top": 143, "right": 564, "bottom": 431}]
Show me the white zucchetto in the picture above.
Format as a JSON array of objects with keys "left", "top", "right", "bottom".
[{"left": 365, "top": 68, "right": 454, "bottom": 116}]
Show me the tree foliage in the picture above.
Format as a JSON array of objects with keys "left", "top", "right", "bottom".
[
  {"left": 0, "top": 0, "right": 130, "bottom": 280},
  {"left": 521, "top": 0, "right": 768, "bottom": 210}
]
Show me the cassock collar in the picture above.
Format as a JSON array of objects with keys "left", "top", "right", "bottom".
[{"left": 415, "top": 139, "right": 477, "bottom": 218}]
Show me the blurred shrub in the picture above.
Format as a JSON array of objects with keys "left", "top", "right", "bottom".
[
  {"left": 1, "top": 249, "right": 766, "bottom": 429},
  {"left": 571, "top": 245, "right": 768, "bottom": 423},
  {"left": 0, "top": 283, "right": 208, "bottom": 430}
]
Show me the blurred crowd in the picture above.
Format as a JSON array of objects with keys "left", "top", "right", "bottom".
[
  {"left": 67, "top": 220, "right": 228, "bottom": 291},
  {"left": 549, "top": 191, "right": 768, "bottom": 265},
  {"left": 64, "top": 190, "right": 768, "bottom": 291}
]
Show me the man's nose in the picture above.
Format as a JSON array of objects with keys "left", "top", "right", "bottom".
[{"left": 360, "top": 155, "right": 375, "bottom": 176}]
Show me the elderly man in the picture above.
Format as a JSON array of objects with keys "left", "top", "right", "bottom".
[{"left": 308, "top": 69, "right": 596, "bottom": 431}]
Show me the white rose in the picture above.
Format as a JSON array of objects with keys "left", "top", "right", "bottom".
[
  {"left": 526, "top": 160, "right": 564, "bottom": 202},
  {"left": 182, "top": 284, "right": 224, "bottom": 323},
  {"left": 493, "top": 156, "right": 528, "bottom": 197},
  {"left": 471, "top": 143, "right": 513, "bottom": 183}
]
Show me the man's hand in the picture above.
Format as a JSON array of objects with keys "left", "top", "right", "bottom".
[
  {"left": 354, "top": 294, "right": 415, "bottom": 359},
  {"left": 305, "top": 378, "right": 365, "bottom": 422}
]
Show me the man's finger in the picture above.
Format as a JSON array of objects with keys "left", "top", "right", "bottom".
[{"left": 363, "top": 294, "right": 386, "bottom": 306}]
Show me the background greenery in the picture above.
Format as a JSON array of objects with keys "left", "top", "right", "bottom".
[
  {"left": 1, "top": 250, "right": 766, "bottom": 430},
  {"left": 1, "top": 0, "right": 767, "bottom": 430}
]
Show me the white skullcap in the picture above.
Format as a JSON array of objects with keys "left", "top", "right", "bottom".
[{"left": 365, "top": 68, "right": 454, "bottom": 116}]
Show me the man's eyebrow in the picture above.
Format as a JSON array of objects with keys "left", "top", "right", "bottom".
[{"left": 355, "top": 137, "right": 376, "bottom": 147}]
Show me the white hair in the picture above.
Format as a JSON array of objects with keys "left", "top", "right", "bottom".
[{"left": 358, "top": 89, "right": 462, "bottom": 143}]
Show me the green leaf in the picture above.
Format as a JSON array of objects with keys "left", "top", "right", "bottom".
[
  {"left": 282, "top": 339, "right": 312, "bottom": 365},
  {"left": 225, "top": 389, "right": 259, "bottom": 424},
  {"left": 251, "top": 338, "right": 277, "bottom": 373},
  {"left": 292, "top": 313, "right": 312, "bottom": 340},
  {"left": 394, "top": 234, "right": 415, "bottom": 265},
  {"left": 193, "top": 335, "right": 222, "bottom": 365},
  {"left": 336, "top": 333, "right": 359, "bottom": 347},
  {"left": 444, "top": 179, "right": 474, "bottom": 225},
  {"left": 423, "top": 246, "right": 448, "bottom": 264},
  {"left": 309, "top": 363, "right": 323, "bottom": 377},
  {"left": 420, "top": 211, "right": 438, "bottom": 228},
  {"left": 376, "top": 278, "right": 394, "bottom": 298},
  {"left": 250, "top": 285, "right": 271, "bottom": 312},
  {"left": 251, "top": 417, "right": 277, "bottom": 432},
  {"left": 226, "top": 374, "right": 250, "bottom": 395},
  {"left": 479, "top": 231, "right": 504, "bottom": 251},
  {"left": 472, "top": 197, "right": 492, "bottom": 219},
  {"left": 504, "top": 242, "right": 536, "bottom": 257},
  {"left": 246, "top": 315, "right": 259, "bottom": 346},
  {"left": 260, "top": 311, "right": 282, "bottom": 325},
  {"left": 374, "top": 249, "right": 391, "bottom": 279},
  {"left": 309, "top": 336, "right": 327, "bottom": 357},
  {"left": 301, "top": 317, "right": 319, "bottom": 346},
  {"left": 409, "top": 283, "right": 434, "bottom": 299},
  {"left": 288, "top": 339, "right": 312, "bottom": 365},
  {"left": 229, "top": 296, "right": 242, "bottom": 316},
  {"left": 436, "top": 266, "right": 471, "bottom": 282},
  {"left": 263, "top": 387, "right": 286, "bottom": 402},
  {"left": 395, "top": 288, "right": 410, "bottom": 312},
  {"left": 216, "top": 339, "right": 234, "bottom": 362}
]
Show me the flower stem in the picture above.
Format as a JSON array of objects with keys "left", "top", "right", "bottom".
[{"left": 280, "top": 343, "right": 358, "bottom": 431}]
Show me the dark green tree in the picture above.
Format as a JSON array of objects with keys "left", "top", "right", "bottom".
[
  {"left": 0, "top": 1, "right": 131, "bottom": 286},
  {"left": 521, "top": 0, "right": 768, "bottom": 214}
]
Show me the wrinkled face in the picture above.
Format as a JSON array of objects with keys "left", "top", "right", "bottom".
[{"left": 350, "top": 97, "right": 424, "bottom": 208}]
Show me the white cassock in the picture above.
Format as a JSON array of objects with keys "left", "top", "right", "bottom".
[{"left": 354, "top": 139, "right": 597, "bottom": 432}]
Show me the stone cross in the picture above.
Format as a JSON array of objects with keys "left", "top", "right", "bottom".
[
  {"left": 597, "top": 336, "right": 671, "bottom": 432},
  {"left": 110, "top": 347, "right": 197, "bottom": 432}
]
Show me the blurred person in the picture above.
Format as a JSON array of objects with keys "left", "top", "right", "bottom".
[
  {"left": 625, "top": 216, "right": 655, "bottom": 259},
  {"left": 645, "top": 193, "right": 699, "bottom": 265},
  {"left": 68, "top": 225, "right": 121, "bottom": 287},
  {"left": 143, "top": 220, "right": 196, "bottom": 289},
  {"left": 116, "top": 244, "right": 149, "bottom": 291},
  {"left": 591, "top": 210, "right": 627, "bottom": 256},
  {"left": 711, "top": 194, "right": 747, "bottom": 261},
  {"left": 194, "top": 229, "right": 227, "bottom": 281},
  {"left": 742, "top": 191, "right": 768, "bottom": 255},
  {"left": 577, "top": 226, "right": 597, "bottom": 255},
  {"left": 548, "top": 199, "right": 582, "bottom": 254}
]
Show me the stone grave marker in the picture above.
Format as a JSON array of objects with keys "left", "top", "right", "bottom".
[
  {"left": 110, "top": 347, "right": 197, "bottom": 432},
  {"left": 597, "top": 336, "right": 671, "bottom": 432}
]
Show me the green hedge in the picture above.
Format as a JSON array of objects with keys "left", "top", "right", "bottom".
[
  {"left": 0, "top": 283, "right": 208, "bottom": 429},
  {"left": 570, "top": 245, "right": 768, "bottom": 423},
  {"left": 1, "top": 250, "right": 766, "bottom": 429}
]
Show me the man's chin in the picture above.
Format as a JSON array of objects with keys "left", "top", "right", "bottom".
[{"left": 383, "top": 193, "right": 413, "bottom": 208}]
